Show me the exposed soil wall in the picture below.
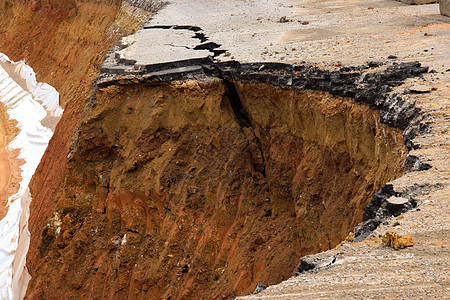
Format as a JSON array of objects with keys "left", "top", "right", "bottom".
[
  {"left": 0, "top": 0, "right": 151, "bottom": 278},
  {"left": 24, "top": 79, "right": 406, "bottom": 299}
]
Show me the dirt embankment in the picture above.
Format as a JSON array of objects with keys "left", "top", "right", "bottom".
[
  {"left": 24, "top": 79, "right": 406, "bottom": 299},
  {"left": 0, "top": 0, "right": 151, "bottom": 277},
  {"left": 0, "top": 1, "right": 418, "bottom": 299}
]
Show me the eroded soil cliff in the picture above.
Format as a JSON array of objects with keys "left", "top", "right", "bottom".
[
  {"left": 0, "top": 0, "right": 151, "bottom": 277},
  {"left": 25, "top": 79, "right": 406, "bottom": 299},
  {"left": 0, "top": 1, "right": 431, "bottom": 299}
]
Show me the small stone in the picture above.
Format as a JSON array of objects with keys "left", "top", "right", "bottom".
[
  {"left": 388, "top": 55, "right": 398, "bottom": 59},
  {"left": 253, "top": 283, "right": 267, "bottom": 294},
  {"left": 278, "top": 16, "right": 289, "bottom": 23}
]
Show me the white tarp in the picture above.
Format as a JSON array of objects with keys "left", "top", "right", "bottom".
[
  {"left": 14, "top": 63, "right": 37, "bottom": 92},
  {"left": 32, "top": 83, "right": 63, "bottom": 117},
  {"left": 0, "top": 53, "right": 63, "bottom": 300}
]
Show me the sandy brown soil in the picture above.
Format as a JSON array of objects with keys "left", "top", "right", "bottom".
[
  {"left": 0, "top": 0, "right": 151, "bottom": 278},
  {"left": 0, "top": 150, "right": 11, "bottom": 218},
  {"left": 0, "top": 102, "right": 21, "bottom": 220}
]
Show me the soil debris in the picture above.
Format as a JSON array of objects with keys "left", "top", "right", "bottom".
[{"left": 382, "top": 230, "right": 414, "bottom": 250}]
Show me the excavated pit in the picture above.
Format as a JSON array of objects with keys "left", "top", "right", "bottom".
[{"left": 24, "top": 61, "right": 428, "bottom": 299}]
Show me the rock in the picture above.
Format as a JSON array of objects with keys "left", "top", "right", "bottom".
[
  {"left": 382, "top": 231, "right": 414, "bottom": 250},
  {"left": 253, "top": 283, "right": 267, "bottom": 294},
  {"left": 295, "top": 259, "right": 316, "bottom": 275},
  {"left": 441, "top": 0, "right": 450, "bottom": 17},
  {"left": 404, "top": 154, "right": 432, "bottom": 171},
  {"left": 409, "top": 84, "right": 431, "bottom": 93},
  {"left": 278, "top": 16, "right": 291, "bottom": 23},
  {"left": 294, "top": 256, "right": 338, "bottom": 276},
  {"left": 354, "top": 185, "right": 417, "bottom": 241}
]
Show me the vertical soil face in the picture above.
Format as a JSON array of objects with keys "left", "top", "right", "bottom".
[
  {"left": 25, "top": 80, "right": 406, "bottom": 299},
  {"left": 0, "top": 0, "right": 151, "bottom": 274}
]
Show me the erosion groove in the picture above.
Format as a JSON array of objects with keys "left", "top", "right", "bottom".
[
  {"left": 221, "top": 79, "right": 266, "bottom": 177},
  {"left": 23, "top": 60, "right": 416, "bottom": 298}
]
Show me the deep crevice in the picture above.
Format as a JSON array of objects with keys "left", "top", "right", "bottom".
[
  {"left": 216, "top": 64, "right": 267, "bottom": 177},
  {"left": 193, "top": 32, "right": 208, "bottom": 43},
  {"left": 222, "top": 79, "right": 252, "bottom": 128},
  {"left": 221, "top": 78, "right": 267, "bottom": 177},
  {"left": 143, "top": 25, "right": 202, "bottom": 32},
  {"left": 140, "top": 25, "right": 227, "bottom": 57}
]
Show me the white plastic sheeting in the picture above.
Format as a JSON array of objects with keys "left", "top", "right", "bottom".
[
  {"left": 12, "top": 60, "right": 62, "bottom": 118},
  {"left": 0, "top": 53, "right": 63, "bottom": 300}
]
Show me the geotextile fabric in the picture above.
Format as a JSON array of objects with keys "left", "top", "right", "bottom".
[{"left": 0, "top": 53, "right": 63, "bottom": 300}]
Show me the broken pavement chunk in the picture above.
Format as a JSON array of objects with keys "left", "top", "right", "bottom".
[
  {"left": 441, "top": 0, "right": 450, "bottom": 17},
  {"left": 409, "top": 84, "right": 431, "bottom": 94},
  {"left": 386, "top": 196, "right": 409, "bottom": 205}
]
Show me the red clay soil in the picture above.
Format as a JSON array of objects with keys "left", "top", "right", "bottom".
[
  {"left": 24, "top": 81, "right": 406, "bottom": 299},
  {"left": 0, "top": 0, "right": 149, "bottom": 277},
  {"left": 0, "top": 102, "right": 21, "bottom": 220}
]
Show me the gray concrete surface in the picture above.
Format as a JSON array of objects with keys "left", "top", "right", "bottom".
[
  {"left": 106, "top": 0, "right": 449, "bottom": 69},
  {"left": 116, "top": 28, "right": 211, "bottom": 67}
]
